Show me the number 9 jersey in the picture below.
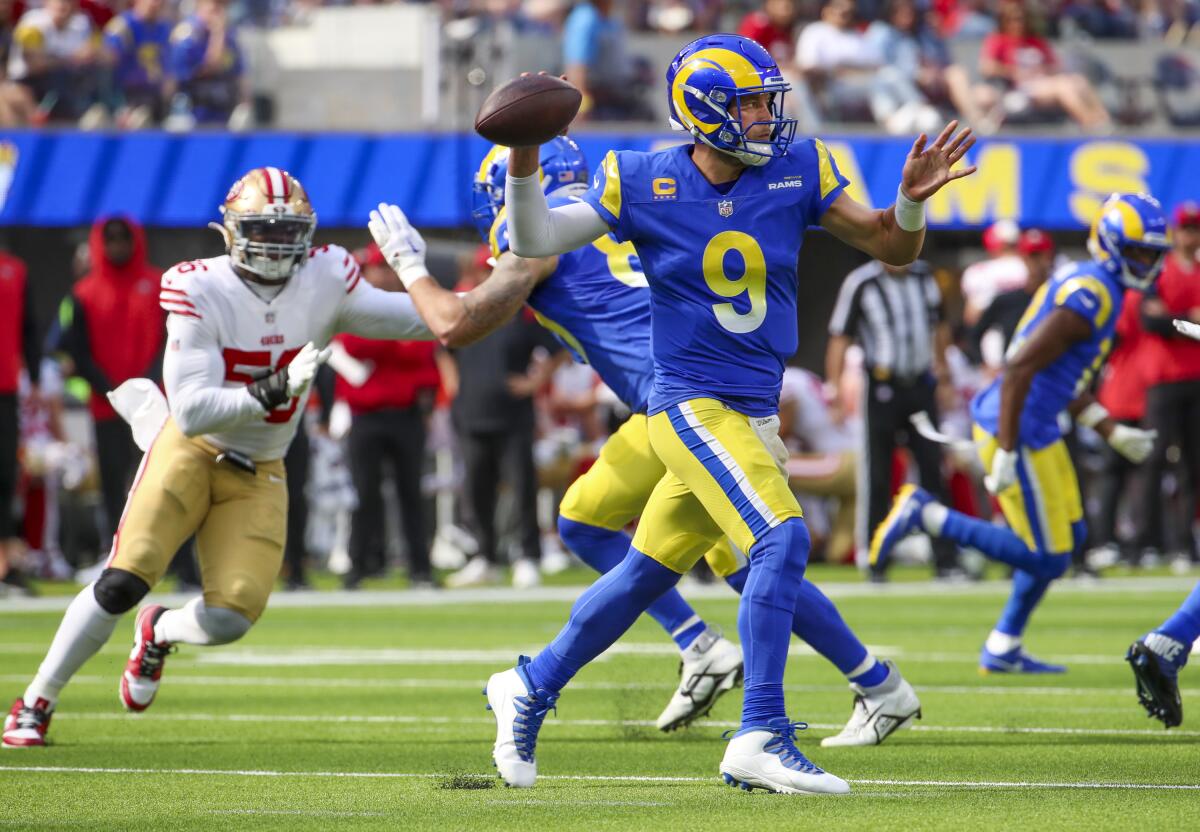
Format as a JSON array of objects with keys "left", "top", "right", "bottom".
[{"left": 582, "top": 140, "right": 848, "bottom": 418}]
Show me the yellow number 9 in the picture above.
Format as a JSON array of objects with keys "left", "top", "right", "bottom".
[{"left": 702, "top": 231, "right": 767, "bottom": 334}]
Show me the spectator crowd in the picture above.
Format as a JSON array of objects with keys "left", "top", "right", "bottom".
[{"left": 2, "top": 0, "right": 1199, "bottom": 129}]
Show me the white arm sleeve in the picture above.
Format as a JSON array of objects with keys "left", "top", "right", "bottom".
[
  {"left": 504, "top": 172, "right": 611, "bottom": 258},
  {"left": 163, "top": 314, "right": 266, "bottom": 437},
  {"left": 336, "top": 280, "right": 437, "bottom": 340}
]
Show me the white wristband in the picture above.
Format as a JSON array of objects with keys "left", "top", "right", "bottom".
[
  {"left": 894, "top": 184, "right": 926, "bottom": 233},
  {"left": 397, "top": 267, "right": 433, "bottom": 291},
  {"left": 1077, "top": 402, "right": 1110, "bottom": 429}
]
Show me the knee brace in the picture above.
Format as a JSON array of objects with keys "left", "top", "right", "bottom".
[
  {"left": 92, "top": 568, "right": 151, "bottom": 615},
  {"left": 196, "top": 604, "right": 253, "bottom": 645}
]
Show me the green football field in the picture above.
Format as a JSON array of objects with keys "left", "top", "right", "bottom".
[{"left": 1, "top": 571, "right": 1198, "bottom": 831}]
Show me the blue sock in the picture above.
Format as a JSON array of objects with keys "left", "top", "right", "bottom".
[
  {"left": 739, "top": 518, "right": 810, "bottom": 729},
  {"left": 994, "top": 566, "right": 1060, "bottom": 638},
  {"left": 1157, "top": 580, "right": 1200, "bottom": 648},
  {"left": 939, "top": 509, "right": 1054, "bottom": 576},
  {"left": 524, "top": 548, "right": 682, "bottom": 693},
  {"left": 727, "top": 567, "right": 882, "bottom": 687},
  {"left": 557, "top": 517, "right": 705, "bottom": 650}
]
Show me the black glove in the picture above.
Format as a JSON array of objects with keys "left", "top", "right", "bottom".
[{"left": 246, "top": 367, "right": 290, "bottom": 411}]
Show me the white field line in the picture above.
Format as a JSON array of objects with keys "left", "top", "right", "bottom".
[
  {"left": 55, "top": 710, "right": 1200, "bottom": 739},
  {"left": 0, "top": 672, "right": 1187, "bottom": 699},
  {"left": 0, "top": 575, "right": 1194, "bottom": 614},
  {"left": 1, "top": 765, "right": 1197, "bottom": 791}
]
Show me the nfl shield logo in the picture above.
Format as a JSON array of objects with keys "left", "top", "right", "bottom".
[{"left": 718, "top": 199, "right": 734, "bottom": 218}]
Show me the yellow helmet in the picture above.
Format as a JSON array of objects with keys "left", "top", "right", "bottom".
[{"left": 218, "top": 167, "right": 317, "bottom": 283}]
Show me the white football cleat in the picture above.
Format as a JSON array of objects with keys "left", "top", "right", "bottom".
[
  {"left": 820, "top": 660, "right": 921, "bottom": 747},
  {"left": 656, "top": 628, "right": 743, "bottom": 731},
  {"left": 484, "top": 656, "right": 558, "bottom": 788},
  {"left": 720, "top": 718, "right": 850, "bottom": 795},
  {"left": 446, "top": 555, "right": 499, "bottom": 589},
  {"left": 120, "top": 605, "right": 172, "bottom": 712}
]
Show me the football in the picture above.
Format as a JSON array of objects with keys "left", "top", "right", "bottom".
[{"left": 474, "top": 74, "right": 582, "bottom": 147}]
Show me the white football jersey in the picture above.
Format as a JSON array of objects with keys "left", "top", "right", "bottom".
[
  {"left": 780, "top": 367, "right": 858, "bottom": 455},
  {"left": 160, "top": 244, "right": 431, "bottom": 460}
]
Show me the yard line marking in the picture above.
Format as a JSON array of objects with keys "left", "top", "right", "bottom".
[
  {"left": 205, "top": 810, "right": 388, "bottom": 818},
  {"left": 0, "top": 673, "right": 1188, "bottom": 699},
  {"left": 58, "top": 711, "right": 1200, "bottom": 738},
  {"left": 2, "top": 765, "right": 1198, "bottom": 791},
  {"left": 0, "top": 575, "right": 1193, "bottom": 614}
]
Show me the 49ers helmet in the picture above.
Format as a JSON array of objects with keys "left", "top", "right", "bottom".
[{"left": 217, "top": 167, "right": 316, "bottom": 283}]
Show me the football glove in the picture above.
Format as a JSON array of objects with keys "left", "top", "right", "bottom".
[
  {"left": 984, "top": 447, "right": 1018, "bottom": 495},
  {"left": 1107, "top": 424, "right": 1157, "bottom": 464},
  {"left": 247, "top": 341, "right": 331, "bottom": 412},
  {"left": 368, "top": 202, "right": 431, "bottom": 289}
]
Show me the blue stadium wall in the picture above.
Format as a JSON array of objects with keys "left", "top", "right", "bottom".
[{"left": 0, "top": 131, "right": 1197, "bottom": 230}]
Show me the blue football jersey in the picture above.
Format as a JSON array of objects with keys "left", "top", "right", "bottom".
[
  {"left": 972, "top": 260, "right": 1124, "bottom": 448},
  {"left": 581, "top": 140, "right": 848, "bottom": 417},
  {"left": 491, "top": 196, "right": 655, "bottom": 413}
]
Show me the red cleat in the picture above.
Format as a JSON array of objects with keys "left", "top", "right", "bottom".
[
  {"left": 2, "top": 697, "right": 54, "bottom": 748},
  {"left": 120, "top": 605, "right": 172, "bottom": 712}
]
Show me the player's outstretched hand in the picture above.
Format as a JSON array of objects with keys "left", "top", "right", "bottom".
[
  {"left": 900, "top": 120, "right": 977, "bottom": 202},
  {"left": 286, "top": 341, "right": 332, "bottom": 398},
  {"left": 1174, "top": 319, "right": 1200, "bottom": 341},
  {"left": 368, "top": 203, "right": 431, "bottom": 289}
]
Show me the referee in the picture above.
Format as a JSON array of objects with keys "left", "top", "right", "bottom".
[{"left": 826, "top": 258, "right": 958, "bottom": 579}]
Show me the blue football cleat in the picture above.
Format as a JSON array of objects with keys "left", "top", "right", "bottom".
[
  {"left": 719, "top": 718, "right": 849, "bottom": 795},
  {"left": 484, "top": 655, "right": 558, "bottom": 787},
  {"left": 869, "top": 484, "right": 934, "bottom": 570},
  {"left": 979, "top": 645, "right": 1066, "bottom": 675},
  {"left": 1127, "top": 635, "right": 1185, "bottom": 728}
]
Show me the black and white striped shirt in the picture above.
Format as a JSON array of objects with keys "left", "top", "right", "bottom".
[{"left": 829, "top": 260, "right": 942, "bottom": 381}]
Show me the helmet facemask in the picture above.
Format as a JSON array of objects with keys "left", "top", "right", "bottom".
[
  {"left": 1117, "top": 242, "right": 1167, "bottom": 290},
  {"left": 226, "top": 212, "right": 315, "bottom": 284},
  {"left": 697, "top": 85, "right": 796, "bottom": 166}
]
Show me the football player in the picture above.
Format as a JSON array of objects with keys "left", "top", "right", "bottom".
[
  {"left": 485, "top": 34, "right": 974, "bottom": 794},
  {"left": 370, "top": 137, "right": 920, "bottom": 739},
  {"left": 3, "top": 167, "right": 438, "bottom": 748},
  {"left": 872, "top": 193, "right": 1168, "bottom": 674}
]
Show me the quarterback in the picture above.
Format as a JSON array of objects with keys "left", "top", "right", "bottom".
[
  {"left": 872, "top": 193, "right": 1168, "bottom": 674},
  {"left": 3, "top": 167, "right": 436, "bottom": 748},
  {"left": 487, "top": 34, "right": 974, "bottom": 795},
  {"left": 370, "top": 137, "right": 921, "bottom": 738}
]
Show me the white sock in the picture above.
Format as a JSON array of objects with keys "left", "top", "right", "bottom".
[
  {"left": 985, "top": 629, "right": 1021, "bottom": 656},
  {"left": 921, "top": 502, "right": 949, "bottom": 535},
  {"left": 23, "top": 583, "right": 119, "bottom": 707},
  {"left": 155, "top": 597, "right": 251, "bottom": 646}
]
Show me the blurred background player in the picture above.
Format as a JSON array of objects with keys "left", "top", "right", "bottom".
[
  {"left": 827, "top": 256, "right": 959, "bottom": 579},
  {"left": 1, "top": 167, "right": 441, "bottom": 749},
  {"left": 485, "top": 34, "right": 973, "bottom": 794},
  {"left": 1135, "top": 202, "right": 1200, "bottom": 571},
  {"left": 335, "top": 244, "right": 441, "bottom": 590},
  {"left": 871, "top": 193, "right": 1170, "bottom": 674},
  {"left": 967, "top": 228, "right": 1056, "bottom": 377},
  {"left": 0, "top": 244, "right": 37, "bottom": 589}
]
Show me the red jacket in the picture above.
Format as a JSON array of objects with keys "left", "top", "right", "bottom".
[
  {"left": 0, "top": 252, "right": 28, "bottom": 395},
  {"left": 1098, "top": 289, "right": 1152, "bottom": 422},
  {"left": 72, "top": 216, "right": 164, "bottom": 420},
  {"left": 335, "top": 334, "right": 440, "bottom": 415},
  {"left": 1144, "top": 254, "right": 1200, "bottom": 386}
]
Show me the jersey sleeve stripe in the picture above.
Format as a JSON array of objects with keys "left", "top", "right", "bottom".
[
  {"left": 600, "top": 151, "right": 622, "bottom": 220},
  {"left": 160, "top": 294, "right": 195, "bottom": 309},
  {"left": 162, "top": 306, "right": 201, "bottom": 319},
  {"left": 160, "top": 288, "right": 189, "bottom": 298},
  {"left": 345, "top": 271, "right": 362, "bottom": 294}
]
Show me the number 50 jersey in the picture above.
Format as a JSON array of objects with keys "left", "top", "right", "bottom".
[{"left": 582, "top": 140, "right": 848, "bottom": 418}]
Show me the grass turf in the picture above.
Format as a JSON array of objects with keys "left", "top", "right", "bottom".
[{"left": 1, "top": 576, "right": 1198, "bottom": 830}]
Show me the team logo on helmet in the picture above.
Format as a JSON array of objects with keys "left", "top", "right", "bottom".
[{"left": 470, "top": 137, "right": 589, "bottom": 243}]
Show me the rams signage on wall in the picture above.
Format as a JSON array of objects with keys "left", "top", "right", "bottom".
[{"left": 0, "top": 132, "right": 1195, "bottom": 230}]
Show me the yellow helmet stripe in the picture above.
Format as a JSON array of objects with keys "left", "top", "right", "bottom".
[
  {"left": 1113, "top": 200, "right": 1145, "bottom": 241},
  {"left": 671, "top": 48, "right": 765, "bottom": 131}
]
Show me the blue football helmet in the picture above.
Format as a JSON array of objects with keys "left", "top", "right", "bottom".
[
  {"left": 1086, "top": 192, "right": 1171, "bottom": 290},
  {"left": 666, "top": 33, "right": 796, "bottom": 167},
  {"left": 470, "top": 137, "right": 589, "bottom": 241}
]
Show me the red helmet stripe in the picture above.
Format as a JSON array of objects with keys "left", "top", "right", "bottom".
[{"left": 260, "top": 167, "right": 275, "bottom": 201}]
